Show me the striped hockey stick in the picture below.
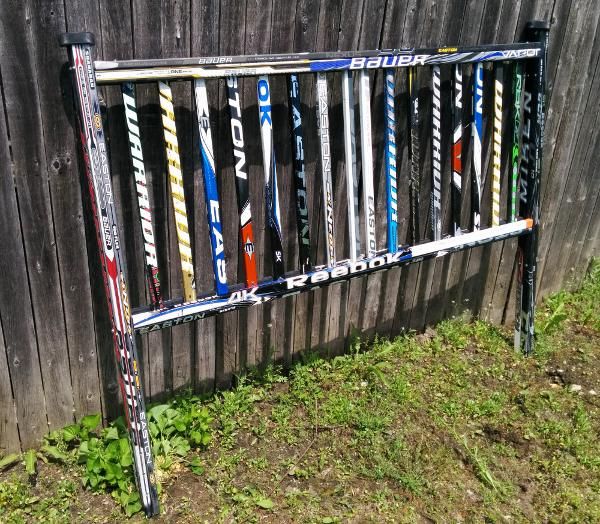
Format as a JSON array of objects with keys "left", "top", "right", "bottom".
[{"left": 158, "top": 81, "right": 196, "bottom": 301}]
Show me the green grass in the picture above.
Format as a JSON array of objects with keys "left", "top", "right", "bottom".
[{"left": 1, "top": 260, "right": 600, "bottom": 522}]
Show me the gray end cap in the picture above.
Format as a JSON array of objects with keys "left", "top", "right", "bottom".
[
  {"left": 526, "top": 20, "right": 551, "bottom": 31},
  {"left": 58, "top": 32, "right": 95, "bottom": 47}
]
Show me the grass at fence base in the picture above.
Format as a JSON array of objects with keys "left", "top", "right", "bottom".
[{"left": 1, "top": 261, "right": 599, "bottom": 522}]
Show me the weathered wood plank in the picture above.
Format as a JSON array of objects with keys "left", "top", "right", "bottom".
[
  {"left": 418, "top": 0, "right": 479, "bottom": 329},
  {"left": 463, "top": 0, "right": 526, "bottom": 322},
  {"left": 28, "top": 0, "right": 104, "bottom": 420},
  {"left": 129, "top": 0, "right": 174, "bottom": 401},
  {"left": 321, "top": 0, "right": 356, "bottom": 355},
  {"left": 0, "top": 63, "right": 48, "bottom": 448},
  {"left": 356, "top": 0, "right": 389, "bottom": 338},
  {"left": 403, "top": 0, "right": 451, "bottom": 332},
  {"left": 64, "top": 0, "right": 120, "bottom": 419},
  {"left": 1, "top": 0, "right": 75, "bottom": 430},
  {"left": 339, "top": 0, "right": 368, "bottom": 347},
  {"left": 437, "top": 0, "right": 499, "bottom": 323},
  {"left": 372, "top": 0, "right": 411, "bottom": 337},
  {"left": 161, "top": 0, "right": 194, "bottom": 394},
  {"left": 213, "top": 0, "right": 247, "bottom": 386},
  {"left": 190, "top": 0, "right": 220, "bottom": 392},
  {"left": 243, "top": 0, "right": 274, "bottom": 369},
  {"left": 537, "top": 0, "right": 600, "bottom": 296},
  {"left": 290, "top": 0, "right": 321, "bottom": 362},
  {"left": 0, "top": 269, "right": 21, "bottom": 454},
  {"left": 269, "top": 0, "right": 301, "bottom": 367}
]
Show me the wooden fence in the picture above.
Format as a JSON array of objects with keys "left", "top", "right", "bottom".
[{"left": 1, "top": 0, "right": 599, "bottom": 453}]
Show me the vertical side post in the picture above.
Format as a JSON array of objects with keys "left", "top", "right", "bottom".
[
  {"left": 59, "top": 33, "right": 159, "bottom": 517},
  {"left": 515, "top": 21, "right": 550, "bottom": 354}
]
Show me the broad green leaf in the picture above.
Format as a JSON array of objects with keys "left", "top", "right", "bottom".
[
  {"left": 62, "top": 424, "right": 80, "bottom": 442},
  {"left": 126, "top": 499, "right": 142, "bottom": 516},
  {"left": 188, "top": 456, "right": 204, "bottom": 476},
  {"left": 41, "top": 445, "right": 68, "bottom": 461},
  {"left": 255, "top": 497, "right": 274, "bottom": 509},
  {"left": 0, "top": 453, "right": 21, "bottom": 470},
  {"left": 77, "top": 441, "right": 89, "bottom": 457},
  {"left": 23, "top": 449, "right": 37, "bottom": 475},
  {"left": 105, "top": 439, "right": 120, "bottom": 458},
  {"left": 165, "top": 408, "right": 180, "bottom": 421},
  {"left": 104, "top": 426, "right": 119, "bottom": 440},
  {"left": 148, "top": 404, "right": 169, "bottom": 420},
  {"left": 173, "top": 419, "right": 187, "bottom": 432},
  {"left": 81, "top": 413, "right": 102, "bottom": 431}
]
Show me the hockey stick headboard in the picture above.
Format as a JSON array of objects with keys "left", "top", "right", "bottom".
[{"left": 60, "top": 20, "right": 549, "bottom": 516}]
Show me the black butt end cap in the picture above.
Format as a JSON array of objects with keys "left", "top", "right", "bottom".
[
  {"left": 526, "top": 20, "right": 551, "bottom": 31},
  {"left": 58, "top": 32, "right": 95, "bottom": 47}
]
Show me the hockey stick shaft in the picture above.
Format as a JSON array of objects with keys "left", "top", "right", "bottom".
[
  {"left": 60, "top": 37, "right": 159, "bottom": 517},
  {"left": 516, "top": 22, "right": 549, "bottom": 355},
  {"left": 257, "top": 76, "right": 285, "bottom": 278},
  {"left": 408, "top": 67, "right": 421, "bottom": 244},
  {"left": 510, "top": 62, "right": 523, "bottom": 222},
  {"left": 451, "top": 65, "right": 463, "bottom": 235},
  {"left": 226, "top": 76, "right": 259, "bottom": 287},
  {"left": 158, "top": 81, "right": 196, "bottom": 301},
  {"left": 121, "top": 82, "right": 162, "bottom": 308},
  {"left": 359, "top": 69, "right": 377, "bottom": 257},
  {"left": 384, "top": 69, "right": 398, "bottom": 252},
  {"left": 95, "top": 44, "right": 543, "bottom": 84},
  {"left": 492, "top": 64, "right": 503, "bottom": 227},
  {"left": 431, "top": 65, "right": 442, "bottom": 241},
  {"left": 288, "top": 74, "right": 312, "bottom": 271},
  {"left": 133, "top": 219, "right": 534, "bottom": 332},
  {"left": 316, "top": 72, "right": 336, "bottom": 265},
  {"left": 194, "top": 79, "right": 228, "bottom": 295},
  {"left": 472, "top": 63, "right": 484, "bottom": 231},
  {"left": 342, "top": 71, "right": 360, "bottom": 261}
]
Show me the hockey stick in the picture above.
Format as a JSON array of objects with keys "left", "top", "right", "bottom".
[
  {"left": 516, "top": 21, "right": 549, "bottom": 355},
  {"left": 431, "top": 65, "right": 442, "bottom": 241},
  {"left": 509, "top": 62, "right": 523, "bottom": 222},
  {"left": 342, "top": 71, "right": 360, "bottom": 261},
  {"left": 194, "top": 79, "right": 228, "bottom": 295},
  {"left": 316, "top": 72, "right": 336, "bottom": 265},
  {"left": 384, "top": 69, "right": 398, "bottom": 252},
  {"left": 408, "top": 67, "right": 421, "bottom": 244},
  {"left": 492, "top": 64, "right": 503, "bottom": 227},
  {"left": 133, "top": 219, "right": 534, "bottom": 333},
  {"left": 451, "top": 65, "right": 463, "bottom": 235},
  {"left": 59, "top": 33, "right": 159, "bottom": 517},
  {"left": 225, "top": 76, "right": 258, "bottom": 287},
  {"left": 94, "top": 44, "right": 543, "bottom": 84},
  {"left": 158, "top": 81, "right": 196, "bottom": 301},
  {"left": 472, "top": 63, "right": 483, "bottom": 231},
  {"left": 359, "top": 69, "right": 377, "bottom": 257},
  {"left": 288, "top": 74, "right": 311, "bottom": 271},
  {"left": 257, "top": 76, "right": 285, "bottom": 278},
  {"left": 121, "top": 82, "right": 162, "bottom": 308}
]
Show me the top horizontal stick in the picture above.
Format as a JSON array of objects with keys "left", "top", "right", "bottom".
[{"left": 93, "top": 43, "right": 542, "bottom": 84}]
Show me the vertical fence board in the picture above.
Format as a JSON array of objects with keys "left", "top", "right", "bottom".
[
  {"left": 30, "top": 0, "right": 103, "bottom": 420},
  {"left": 0, "top": 0, "right": 74, "bottom": 430},
  {"left": 0, "top": 65, "right": 48, "bottom": 448},
  {"left": 0, "top": 319, "right": 20, "bottom": 453},
  {"left": 64, "top": 0, "right": 120, "bottom": 421},
  {"left": 190, "top": 0, "right": 220, "bottom": 393}
]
